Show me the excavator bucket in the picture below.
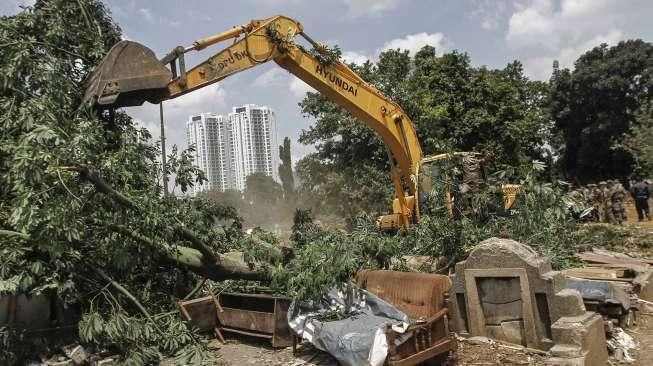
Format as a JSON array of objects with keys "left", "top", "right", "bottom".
[{"left": 83, "top": 40, "right": 172, "bottom": 109}]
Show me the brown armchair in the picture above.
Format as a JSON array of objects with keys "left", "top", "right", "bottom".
[{"left": 356, "top": 270, "right": 456, "bottom": 366}]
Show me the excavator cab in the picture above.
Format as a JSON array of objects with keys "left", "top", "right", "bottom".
[
  {"left": 418, "top": 152, "right": 521, "bottom": 217},
  {"left": 83, "top": 40, "right": 173, "bottom": 109},
  {"left": 418, "top": 154, "right": 467, "bottom": 217}
]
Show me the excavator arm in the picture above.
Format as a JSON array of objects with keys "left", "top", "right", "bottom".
[{"left": 83, "top": 15, "right": 423, "bottom": 229}]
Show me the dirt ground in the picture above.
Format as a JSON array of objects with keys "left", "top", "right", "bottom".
[
  {"left": 626, "top": 313, "right": 653, "bottom": 366},
  {"left": 625, "top": 200, "right": 653, "bottom": 229},
  {"left": 208, "top": 321, "right": 653, "bottom": 365},
  {"left": 209, "top": 338, "right": 337, "bottom": 366},
  {"left": 209, "top": 336, "right": 551, "bottom": 365}
]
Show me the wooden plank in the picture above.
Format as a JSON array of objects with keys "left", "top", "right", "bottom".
[
  {"left": 389, "top": 339, "right": 451, "bottom": 366},
  {"left": 178, "top": 295, "right": 213, "bottom": 306},
  {"left": 272, "top": 298, "right": 293, "bottom": 348},
  {"left": 577, "top": 252, "right": 650, "bottom": 269},
  {"left": 221, "top": 327, "right": 274, "bottom": 339},
  {"left": 177, "top": 298, "right": 218, "bottom": 331},
  {"left": 223, "top": 292, "right": 290, "bottom": 300}
]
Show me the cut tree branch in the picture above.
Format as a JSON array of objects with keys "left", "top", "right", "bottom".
[
  {"left": 108, "top": 224, "right": 265, "bottom": 281},
  {"left": 61, "top": 164, "right": 218, "bottom": 263}
]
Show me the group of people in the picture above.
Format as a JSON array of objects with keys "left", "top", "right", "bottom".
[{"left": 569, "top": 179, "right": 651, "bottom": 224}]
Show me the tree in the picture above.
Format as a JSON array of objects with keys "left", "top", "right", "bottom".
[
  {"left": 0, "top": 1, "right": 272, "bottom": 362},
  {"left": 245, "top": 172, "right": 282, "bottom": 205},
  {"left": 621, "top": 102, "right": 653, "bottom": 178},
  {"left": 404, "top": 49, "right": 550, "bottom": 164},
  {"left": 278, "top": 137, "right": 295, "bottom": 198},
  {"left": 550, "top": 40, "right": 653, "bottom": 182},
  {"left": 296, "top": 46, "right": 551, "bottom": 216}
]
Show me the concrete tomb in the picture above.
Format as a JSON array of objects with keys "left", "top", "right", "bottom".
[{"left": 449, "top": 237, "right": 608, "bottom": 366}]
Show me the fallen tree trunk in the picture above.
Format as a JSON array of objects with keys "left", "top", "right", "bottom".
[
  {"left": 106, "top": 224, "right": 265, "bottom": 281},
  {"left": 61, "top": 164, "right": 275, "bottom": 280}
]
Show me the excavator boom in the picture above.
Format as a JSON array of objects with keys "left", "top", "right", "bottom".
[{"left": 83, "top": 15, "right": 423, "bottom": 229}]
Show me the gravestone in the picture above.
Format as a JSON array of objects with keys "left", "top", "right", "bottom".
[{"left": 449, "top": 237, "right": 608, "bottom": 366}]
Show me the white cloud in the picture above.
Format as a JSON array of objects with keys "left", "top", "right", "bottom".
[
  {"left": 0, "top": 0, "right": 34, "bottom": 15},
  {"left": 523, "top": 29, "right": 624, "bottom": 80},
  {"left": 341, "top": 50, "right": 371, "bottom": 65},
  {"left": 381, "top": 32, "right": 449, "bottom": 55},
  {"left": 253, "top": 68, "right": 287, "bottom": 88},
  {"left": 505, "top": 0, "right": 647, "bottom": 80},
  {"left": 342, "top": 0, "right": 400, "bottom": 18},
  {"left": 138, "top": 8, "right": 155, "bottom": 24},
  {"left": 469, "top": 0, "right": 509, "bottom": 31},
  {"left": 137, "top": 7, "right": 180, "bottom": 27},
  {"left": 167, "top": 84, "right": 227, "bottom": 112},
  {"left": 123, "top": 84, "right": 227, "bottom": 153}
]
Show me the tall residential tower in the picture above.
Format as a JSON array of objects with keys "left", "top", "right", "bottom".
[
  {"left": 185, "top": 113, "right": 227, "bottom": 195},
  {"left": 225, "top": 104, "right": 279, "bottom": 191},
  {"left": 184, "top": 105, "right": 278, "bottom": 195}
]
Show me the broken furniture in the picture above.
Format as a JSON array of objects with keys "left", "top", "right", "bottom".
[
  {"left": 177, "top": 293, "right": 226, "bottom": 342},
  {"left": 449, "top": 237, "right": 608, "bottom": 366},
  {"left": 357, "top": 269, "right": 455, "bottom": 366},
  {"left": 177, "top": 292, "right": 292, "bottom": 348}
]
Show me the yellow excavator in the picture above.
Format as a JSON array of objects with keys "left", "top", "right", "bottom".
[{"left": 84, "top": 15, "right": 516, "bottom": 230}]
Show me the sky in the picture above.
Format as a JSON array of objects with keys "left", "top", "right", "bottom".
[{"left": 3, "top": 0, "right": 653, "bottom": 166}]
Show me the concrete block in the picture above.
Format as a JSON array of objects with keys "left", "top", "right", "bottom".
[{"left": 551, "top": 312, "right": 608, "bottom": 366}]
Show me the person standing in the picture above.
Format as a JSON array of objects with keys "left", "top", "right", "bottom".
[
  {"left": 631, "top": 179, "right": 651, "bottom": 221},
  {"left": 610, "top": 180, "right": 627, "bottom": 225},
  {"left": 600, "top": 181, "right": 614, "bottom": 223},
  {"left": 589, "top": 183, "right": 603, "bottom": 222}
]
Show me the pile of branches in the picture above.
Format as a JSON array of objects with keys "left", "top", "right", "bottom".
[{"left": 0, "top": 1, "right": 278, "bottom": 364}]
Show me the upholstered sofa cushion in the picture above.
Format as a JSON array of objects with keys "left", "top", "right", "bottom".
[{"left": 356, "top": 270, "right": 452, "bottom": 320}]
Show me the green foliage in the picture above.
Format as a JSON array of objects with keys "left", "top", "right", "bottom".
[
  {"left": 620, "top": 103, "right": 653, "bottom": 178},
  {"left": 290, "top": 208, "right": 322, "bottom": 250},
  {"left": 270, "top": 230, "right": 360, "bottom": 299},
  {"left": 550, "top": 40, "right": 653, "bottom": 182},
  {"left": 1, "top": 326, "right": 32, "bottom": 365},
  {"left": 276, "top": 162, "right": 621, "bottom": 301},
  {"left": 245, "top": 172, "right": 282, "bottom": 205},
  {"left": 0, "top": 1, "right": 231, "bottom": 362},
  {"left": 79, "top": 308, "right": 208, "bottom": 365},
  {"left": 310, "top": 44, "right": 342, "bottom": 66},
  {"left": 278, "top": 137, "right": 295, "bottom": 199},
  {"left": 296, "top": 47, "right": 551, "bottom": 216}
]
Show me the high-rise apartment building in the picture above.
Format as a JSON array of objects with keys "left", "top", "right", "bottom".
[
  {"left": 185, "top": 113, "right": 227, "bottom": 195},
  {"left": 184, "top": 105, "right": 278, "bottom": 195},
  {"left": 225, "top": 104, "right": 279, "bottom": 191}
]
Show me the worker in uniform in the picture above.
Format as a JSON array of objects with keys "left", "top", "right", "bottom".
[
  {"left": 631, "top": 178, "right": 651, "bottom": 221},
  {"left": 604, "top": 181, "right": 617, "bottom": 224},
  {"left": 580, "top": 186, "right": 591, "bottom": 207},
  {"left": 458, "top": 152, "right": 493, "bottom": 215},
  {"left": 610, "top": 180, "right": 627, "bottom": 225},
  {"left": 588, "top": 183, "right": 602, "bottom": 222}
]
